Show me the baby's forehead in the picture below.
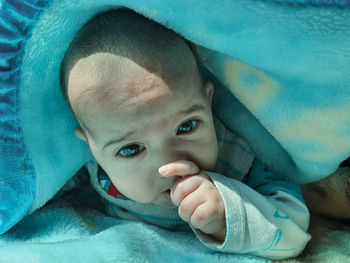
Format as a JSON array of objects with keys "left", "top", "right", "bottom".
[
  {"left": 69, "top": 53, "right": 126, "bottom": 88},
  {"left": 71, "top": 51, "right": 197, "bottom": 98},
  {"left": 69, "top": 50, "right": 202, "bottom": 127},
  {"left": 69, "top": 55, "right": 139, "bottom": 107},
  {"left": 71, "top": 52, "right": 177, "bottom": 87}
]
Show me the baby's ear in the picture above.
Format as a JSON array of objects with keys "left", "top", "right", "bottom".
[
  {"left": 204, "top": 81, "right": 214, "bottom": 104},
  {"left": 74, "top": 127, "right": 87, "bottom": 143}
]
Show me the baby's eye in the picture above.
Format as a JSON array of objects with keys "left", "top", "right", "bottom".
[
  {"left": 117, "top": 144, "right": 145, "bottom": 158},
  {"left": 177, "top": 119, "right": 200, "bottom": 135}
]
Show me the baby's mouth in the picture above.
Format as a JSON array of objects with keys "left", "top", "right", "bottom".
[{"left": 163, "top": 189, "right": 171, "bottom": 203}]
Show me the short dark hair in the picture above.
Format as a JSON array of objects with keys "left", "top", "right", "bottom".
[{"left": 60, "top": 8, "right": 196, "bottom": 128}]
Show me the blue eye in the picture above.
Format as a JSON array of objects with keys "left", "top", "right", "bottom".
[
  {"left": 117, "top": 144, "right": 145, "bottom": 158},
  {"left": 177, "top": 119, "right": 199, "bottom": 135}
]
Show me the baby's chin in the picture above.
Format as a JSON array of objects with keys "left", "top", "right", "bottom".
[{"left": 150, "top": 190, "right": 173, "bottom": 207}]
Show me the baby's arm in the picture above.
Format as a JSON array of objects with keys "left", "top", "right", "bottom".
[
  {"left": 207, "top": 160, "right": 311, "bottom": 259},
  {"left": 241, "top": 161, "right": 311, "bottom": 258},
  {"left": 160, "top": 160, "right": 311, "bottom": 259}
]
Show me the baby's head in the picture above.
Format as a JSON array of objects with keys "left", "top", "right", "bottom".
[{"left": 60, "top": 9, "right": 218, "bottom": 206}]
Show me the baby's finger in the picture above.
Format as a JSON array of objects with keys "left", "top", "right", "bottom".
[
  {"left": 190, "top": 202, "right": 222, "bottom": 233},
  {"left": 159, "top": 160, "right": 200, "bottom": 178},
  {"left": 171, "top": 175, "right": 203, "bottom": 207},
  {"left": 176, "top": 182, "right": 206, "bottom": 221}
]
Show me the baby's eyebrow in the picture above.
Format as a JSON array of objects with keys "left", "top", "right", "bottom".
[
  {"left": 102, "top": 130, "right": 136, "bottom": 150},
  {"left": 176, "top": 103, "right": 206, "bottom": 116}
]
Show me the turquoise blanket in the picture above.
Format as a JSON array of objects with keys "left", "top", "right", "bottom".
[
  {"left": 0, "top": 170, "right": 267, "bottom": 262},
  {"left": 0, "top": 0, "right": 349, "bottom": 262}
]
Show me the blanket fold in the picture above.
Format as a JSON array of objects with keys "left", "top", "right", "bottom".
[{"left": 0, "top": 2, "right": 350, "bottom": 262}]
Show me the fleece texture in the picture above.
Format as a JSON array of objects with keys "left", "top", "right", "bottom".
[{"left": 0, "top": 0, "right": 349, "bottom": 239}]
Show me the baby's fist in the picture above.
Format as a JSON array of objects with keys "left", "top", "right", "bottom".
[{"left": 159, "top": 160, "right": 226, "bottom": 241}]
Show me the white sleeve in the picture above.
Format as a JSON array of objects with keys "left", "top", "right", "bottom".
[{"left": 191, "top": 171, "right": 311, "bottom": 260}]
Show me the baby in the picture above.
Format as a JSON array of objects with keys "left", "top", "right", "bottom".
[{"left": 60, "top": 9, "right": 311, "bottom": 259}]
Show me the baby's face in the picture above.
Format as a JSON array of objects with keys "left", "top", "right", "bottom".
[{"left": 69, "top": 53, "right": 218, "bottom": 206}]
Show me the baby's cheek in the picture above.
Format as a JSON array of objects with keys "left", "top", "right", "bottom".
[
  {"left": 110, "top": 174, "right": 151, "bottom": 202},
  {"left": 122, "top": 185, "right": 155, "bottom": 203},
  {"left": 199, "top": 142, "right": 218, "bottom": 171},
  {"left": 209, "top": 135, "right": 219, "bottom": 170}
]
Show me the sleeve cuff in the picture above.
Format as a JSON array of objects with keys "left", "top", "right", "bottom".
[{"left": 190, "top": 171, "right": 246, "bottom": 252}]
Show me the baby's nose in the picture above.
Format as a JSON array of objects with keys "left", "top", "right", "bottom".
[{"left": 162, "top": 150, "right": 192, "bottom": 166}]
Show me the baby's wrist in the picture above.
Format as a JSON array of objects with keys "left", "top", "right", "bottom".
[{"left": 209, "top": 225, "right": 227, "bottom": 243}]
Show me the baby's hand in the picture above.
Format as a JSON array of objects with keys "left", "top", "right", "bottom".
[{"left": 159, "top": 160, "right": 226, "bottom": 241}]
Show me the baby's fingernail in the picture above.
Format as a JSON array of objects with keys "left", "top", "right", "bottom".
[{"left": 159, "top": 166, "right": 168, "bottom": 175}]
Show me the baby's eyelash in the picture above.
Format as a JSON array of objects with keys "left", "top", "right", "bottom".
[
  {"left": 176, "top": 119, "right": 201, "bottom": 135},
  {"left": 116, "top": 144, "right": 145, "bottom": 159}
]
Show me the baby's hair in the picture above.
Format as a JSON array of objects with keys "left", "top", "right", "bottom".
[{"left": 60, "top": 8, "right": 197, "bottom": 130}]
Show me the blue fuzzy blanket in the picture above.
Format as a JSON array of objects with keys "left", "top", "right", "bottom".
[
  {"left": 0, "top": 0, "right": 350, "bottom": 262},
  {"left": 1, "top": 170, "right": 349, "bottom": 263},
  {"left": 0, "top": 170, "right": 268, "bottom": 263}
]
